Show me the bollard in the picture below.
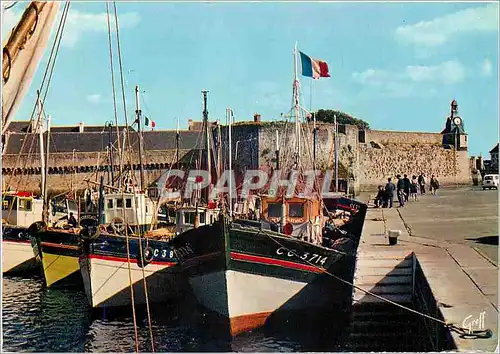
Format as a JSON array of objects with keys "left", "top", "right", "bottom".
[{"left": 388, "top": 229, "right": 401, "bottom": 246}]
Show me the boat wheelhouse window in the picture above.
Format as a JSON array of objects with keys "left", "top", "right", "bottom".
[
  {"left": 288, "top": 203, "right": 304, "bottom": 218},
  {"left": 116, "top": 198, "right": 124, "bottom": 208},
  {"left": 184, "top": 212, "right": 196, "bottom": 225},
  {"left": 125, "top": 199, "right": 132, "bottom": 208},
  {"left": 199, "top": 212, "right": 205, "bottom": 224},
  {"left": 2, "top": 197, "right": 16, "bottom": 211},
  {"left": 267, "top": 203, "right": 281, "bottom": 218},
  {"left": 20, "top": 199, "right": 32, "bottom": 211},
  {"left": 107, "top": 199, "right": 114, "bottom": 209}
]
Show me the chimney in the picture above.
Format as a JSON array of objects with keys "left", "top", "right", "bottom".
[
  {"left": 78, "top": 122, "right": 84, "bottom": 133},
  {"left": 253, "top": 113, "right": 261, "bottom": 122}
]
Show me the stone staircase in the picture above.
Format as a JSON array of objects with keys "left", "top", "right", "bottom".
[{"left": 343, "top": 250, "right": 428, "bottom": 351}]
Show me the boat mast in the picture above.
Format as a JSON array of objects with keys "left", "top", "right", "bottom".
[
  {"left": 334, "top": 113, "right": 339, "bottom": 192},
  {"left": 135, "top": 85, "right": 145, "bottom": 191},
  {"left": 202, "top": 90, "right": 211, "bottom": 204},
  {"left": 42, "top": 114, "right": 51, "bottom": 224},
  {"left": 36, "top": 90, "right": 45, "bottom": 198},
  {"left": 227, "top": 108, "right": 233, "bottom": 216},
  {"left": 293, "top": 42, "right": 301, "bottom": 167}
]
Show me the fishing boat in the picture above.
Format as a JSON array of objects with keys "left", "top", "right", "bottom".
[
  {"left": 78, "top": 188, "right": 220, "bottom": 308},
  {"left": 2, "top": 191, "right": 44, "bottom": 274},
  {"left": 78, "top": 80, "right": 193, "bottom": 308},
  {"left": 169, "top": 45, "right": 368, "bottom": 338}
]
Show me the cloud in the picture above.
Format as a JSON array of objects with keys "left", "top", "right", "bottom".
[
  {"left": 405, "top": 61, "right": 465, "bottom": 84},
  {"left": 1, "top": 7, "right": 23, "bottom": 41},
  {"left": 86, "top": 94, "right": 101, "bottom": 104},
  {"left": 480, "top": 58, "right": 493, "bottom": 77},
  {"left": 62, "top": 9, "right": 141, "bottom": 48},
  {"left": 352, "top": 60, "right": 466, "bottom": 97},
  {"left": 395, "top": 3, "right": 499, "bottom": 47}
]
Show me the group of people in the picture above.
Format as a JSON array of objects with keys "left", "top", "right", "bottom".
[{"left": 374, "top": 173, "right": 440, "bottom": 208}]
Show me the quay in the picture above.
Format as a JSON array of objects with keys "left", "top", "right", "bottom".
[{"left": 348, "top": 187, "right": 498, "bottom": 351}]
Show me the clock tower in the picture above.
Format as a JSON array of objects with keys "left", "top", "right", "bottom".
[{"left": 441, "top": 99, "right": 467, "bottom": 151}]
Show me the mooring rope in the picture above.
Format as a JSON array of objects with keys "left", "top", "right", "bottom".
[{"left": 260, "top": 223, "right": 493, "bottom": 340}]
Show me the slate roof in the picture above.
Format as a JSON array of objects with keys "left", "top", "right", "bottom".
[
  {"left": 4, "top": 130, "right": 203, "bottom": 154},
  {"left": 490, "top": 143, "right": 499, "bottom": 154},
  {"left": 4, "top": 120, "right": 135, "bottom": 133}
]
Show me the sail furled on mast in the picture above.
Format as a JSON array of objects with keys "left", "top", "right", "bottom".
[
  {"left": 299, "top": 51, "right": 330, "bottom": 79},
  {"left": 2, "top": 1, "right": 60, "bottom": 135}
]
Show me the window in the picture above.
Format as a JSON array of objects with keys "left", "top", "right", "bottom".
[
  {"left": 358, "top": 129, "right": 366, "bottom": 143},
  {"left": 199, "top": 212, "right": 205, "bottom": 224},
  {"left": 184, "top": 212, "right": 196, "bottom": 225},
  {"left": 107, "top": 199, "right": 114, "bottom": 209},
  {"left": 268, "top": 203, "right": 281, "bottom": 218},
  {"left": 146, "top": 205, "right": 149, "bottom": 213},
  {"left": 125, "top": 199, "right": 132, "bottom": 208},
  {"left": 2, "top": 197, "right": 16, "bottom": 211},
  {"left": 25, "top": 200, "right": 32, "bottom": 211},
  {"left": 116, "top": 199, "right": 123, "bottom": 208},
  {"left": 485, "top": 176, "right": 493, "bottom": 180},
  {"left": 288, "top": 203, "right": 304, "bottom": 218}
]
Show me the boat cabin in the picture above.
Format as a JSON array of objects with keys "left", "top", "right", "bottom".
[
  {"left": 175, "top": 206, "right": 220, "bottom": 234},
  {"left": 2, "top": 192, "right": 43, "bottom": 227},
  {"left": 260, "top": 196, "right": 323, "bottom": 240},
  {"left": 103, "top": 192, "right": 155, "bottom": 227}
]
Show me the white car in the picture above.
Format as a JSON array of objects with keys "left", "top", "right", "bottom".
[{"left": 482, "top": 174, "right": 499, "bottom": 190}]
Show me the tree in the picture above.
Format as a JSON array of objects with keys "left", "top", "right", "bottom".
[{"left": 314, "top": 109, "right": 370, "bottom": 129}]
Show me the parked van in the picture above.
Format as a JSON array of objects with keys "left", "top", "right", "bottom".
[{"left": 482, "top": 174, "right": 499, "bottom": 190}]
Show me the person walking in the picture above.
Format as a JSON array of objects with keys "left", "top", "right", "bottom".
[
  {"left": 403, "top": 174, "right": 411, "bottom": 202},
  {"left": 430, "top": 175, "right": 440, "bottom": 195},
  {"left": 374, "top": 185, "right": 385, "bottom": 208},
  {"left": 418, "top": 173, "right": 426, "bottom": 195},
  {"left": 396, "top": 175, "right": 405, "bottom": 207},
  {"left": 384, "top": 178, "right": 395, "bottom": 208},
  {"left": 410, "top": 175, "right": 419, "bottom": 201}
]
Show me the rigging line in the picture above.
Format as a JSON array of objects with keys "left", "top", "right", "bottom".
[
  {"left": 3, "top": 1, "right": 18, "bottom": 10},
  {"left": 105, "top": 1, "right": 122, "bottom": 184},
  {"left": 4, "top": 1, "right": 70, "bottom": 191},
  {"left": 5, "top": 1, "right": 70, "bottom": 219},
  {"left": 262, "top": 229, "right": 492, "bottom": 339},
  {"left": 108, "top": 2, "right": 140, "bottom": 351},
  {"left": 112, "top": 1, "right": 134, "bottom": 179},
  {"left": 112, "top": 2, "right": 154, "bottom": 350}
]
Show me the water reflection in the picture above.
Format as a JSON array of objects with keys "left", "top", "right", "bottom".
[{"left": 3, "top": 276, "right": 344, "bottom": 352}]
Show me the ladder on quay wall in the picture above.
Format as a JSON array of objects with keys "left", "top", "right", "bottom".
[{"left": 343, "top": 251, "right": 429, "bottom": 352}]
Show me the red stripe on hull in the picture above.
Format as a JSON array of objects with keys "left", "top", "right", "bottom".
[
  {"left": 40, "top": 242, "right": 79, "bottom": 250},
  {"left": 230, "top": 252, "right": 324, "bottom": 274},
  {"left": 88, "top": 253, "right": 176, "bottom": 266},
  {"left": 2, "top": 240, "right": 31, "bottom": 245}
]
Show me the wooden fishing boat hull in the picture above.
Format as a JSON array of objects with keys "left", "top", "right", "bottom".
[
  {"left": 29, "top": 228, "right": 82, "bottom": 288},
  {"left": 2, "top": 226, "right": 39, "bottom": 274},
  {"left": 79, "top": 233, "right": 186, "bottom": 308},
  {"left": 171, "top": 198, "right": 367, "bottom": 337}
]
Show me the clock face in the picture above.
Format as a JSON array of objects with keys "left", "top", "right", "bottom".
[{"left": 453, "top": 117, "right": 462, "bottom": 125}]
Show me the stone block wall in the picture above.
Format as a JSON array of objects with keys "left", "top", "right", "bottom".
[
  {"left": 365, "top": 130, "right": 442, "bottom": 145},
  {"left": 358, "top": 143, "right": 470, "bottom": 190}
]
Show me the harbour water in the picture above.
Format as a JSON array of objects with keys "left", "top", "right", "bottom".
[{"left": 2, "top": 276, "right": 346, "bottom": 352}]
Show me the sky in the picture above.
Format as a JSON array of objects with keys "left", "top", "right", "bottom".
[{"left": 2, "top": 1, "right": 499, "bottom": 157}]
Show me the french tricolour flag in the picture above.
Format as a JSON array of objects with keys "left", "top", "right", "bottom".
[{"left": 299, "top": 51, "right": 330, "bottom": 79}]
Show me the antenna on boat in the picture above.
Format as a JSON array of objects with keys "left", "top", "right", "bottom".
[{"left": 135, "top": 85, "right": 145, "bottom": 191}]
